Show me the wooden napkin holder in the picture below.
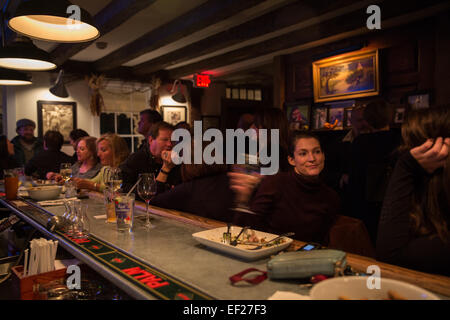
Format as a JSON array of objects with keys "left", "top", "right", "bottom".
[{"left": 11, "top": 265, "right": 67, "bottom": 300}]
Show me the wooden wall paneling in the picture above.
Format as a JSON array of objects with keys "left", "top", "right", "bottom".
[{"left": 273, "top": 55, "right": 286, "bottom": 110}]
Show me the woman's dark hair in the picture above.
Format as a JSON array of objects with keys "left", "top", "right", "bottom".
[
  {"left": 401, "top": 105, "right": 450, "bottom": 243},
  {"left": 364, "top": 99, "right": 391, "bottom": 130},
  {"left": 288, "top": 131, "right": 322, "bottom": 157},
  {"left": 44, "top": 130, "right": 64, "bottom": 151},
  {"left": 69, "top": 129, "right": 89, "bottom": 142}
]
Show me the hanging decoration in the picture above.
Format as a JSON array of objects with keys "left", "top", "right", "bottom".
[
  {"left": 149, "top": 76, "right": 161, "bottom": 111},
  {"left": 87, "top": 74, "right": 105, "bottom": 116}
]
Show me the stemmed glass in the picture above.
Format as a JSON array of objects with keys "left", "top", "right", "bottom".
[
  {"left": 110, "top": 168, "right": 123, "bottom": 193},
  {"left": 137, "top": 173, "right": 157, "bottom": 230},
  {"left": 60, "top": 163, "right": 72, "bottom": 183}
]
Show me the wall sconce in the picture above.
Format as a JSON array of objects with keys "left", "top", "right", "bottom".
[
  {"left": 49, "top": 70, "right": 68, "bottom": 98},
  {"left": 170, "top": 79, "right": 186, "bottom": 103}
]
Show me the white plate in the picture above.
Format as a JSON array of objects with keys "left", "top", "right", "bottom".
[
  {"left": 310, "top": 276, "right": 440, "bottom": 300},
  {"left": 192, "top": 226, "right": 293, "bottom": 261}
]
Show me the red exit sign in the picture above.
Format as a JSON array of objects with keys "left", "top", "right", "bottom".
[{"left": 193, "top": 74, "right": 211, "bottom": 88}]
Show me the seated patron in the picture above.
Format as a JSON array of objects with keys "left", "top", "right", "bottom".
[
  {"left": 120, "top": 121, "right": 181, "bottom": 196},
  {"left": 25, "top": 130, "right": 73, "bottom": 179},
  {"left": 376, "top": 106, "right": 450, "bottom": 276},
  {"left": 72, "top": 133, "right": 130, "bottom": 192},
  {"left": 0, "top": 135, "right": 18, "bottom": 180},
  {"left": 69, "top": 129, "right": 89, "bottom": 164},
  {"left": 233, "top": 131, "right": 340, "bottom": 244},
  {"left": 11, "top": 119, "right": 43, "bottom": 167}
]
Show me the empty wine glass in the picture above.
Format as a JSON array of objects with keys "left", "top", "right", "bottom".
[{"left": 137, "top": 173, "right": 157, "bottom": 230}]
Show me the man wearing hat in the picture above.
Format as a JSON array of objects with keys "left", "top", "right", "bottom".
[{"left": 11, "top": 119, "right": 43, "bottom": 167}]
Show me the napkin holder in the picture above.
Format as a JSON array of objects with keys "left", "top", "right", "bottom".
[
  {"left": 266, "top": 249, "right": 347, "bottom": 279},
  {"left": 11, "top": 265, "right": 67, "bottom": 300}
]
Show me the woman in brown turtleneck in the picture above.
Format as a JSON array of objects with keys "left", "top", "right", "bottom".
[{"left": 233, "top": 131, "right": 340, "bottom": 244}]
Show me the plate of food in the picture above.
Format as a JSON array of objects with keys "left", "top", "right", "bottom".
[
  {"left": 192, "top": 226, "right": 294, "bottom": 260},
  {"left": 309, "top": 276, "right": 440, "bottom": 300}
]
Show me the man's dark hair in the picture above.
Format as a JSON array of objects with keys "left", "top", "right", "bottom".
[
  {"left": 363, "top": 100, "right": 391, "bottom": 130},
  {"left": 140, "top": 109, "right": 162, "bottom": 124},
  {"left": 44, "top": 130, "right": 64, "bottom": 151},
  {"left": 149, "top": 121, "right": 174, "bottom": 139},
  {"left": 69, "top": 129, "right": 89, "bottom": 142}
]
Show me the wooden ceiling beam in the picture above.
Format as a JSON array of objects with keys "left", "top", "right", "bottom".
[
  {"left": 166, "top": 0, "right": 447, "bottom": 79},
  {"left": 50, "top": 0, "right": 157, "bottom": 66},
  {"left": 93, "top": 0, "right": 267, "bottom": 72},
  {"left": 132, "top": 0, "right": 365, "bottom": 75}
]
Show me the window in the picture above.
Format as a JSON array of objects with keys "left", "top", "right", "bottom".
[{"left": 100, "top": 111, "right": 143, "bottom": 153}]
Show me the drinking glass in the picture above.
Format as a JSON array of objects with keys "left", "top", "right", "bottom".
[
  {"left": 230, "top": 154, "right": 261, "bottom": 214},
  {"left": 60, "top": 163, "right": 72, "bottom": 182},
  {"left": 137, "top": 173, "right": 157, "bottom": 230},
  {"left": 66, "top": 199, "right": 81, "bottom": 237},
  {"left": 110, "top": 168, "right": 123, "bottom": 193},
  {"left": 4, "top": 169, "right": 19, "bottom": 200},
  {"left": 74, "top": 203, "right": 90, "bottom": 239},
  {"left": 104, "top": 187, "right": 116, "bottom": 223},
  {"left": 114, "top": 193, "right": 135, "bottom": 232}
]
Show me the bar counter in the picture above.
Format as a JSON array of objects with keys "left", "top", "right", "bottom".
[{"left": 1, "top": 192, "right": 450, "bottom": 300}]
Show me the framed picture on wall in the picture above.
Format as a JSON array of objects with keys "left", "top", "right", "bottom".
[
  {"left": 394, "top": 107, "right": 406, "bottom": 124},
  {"left": 344, "top": 107, "right": 353, "bottom": 128},
  {"left": 161, "top": 106, "right": 187, "bottom": 126},
  {"left": 325, "top": 100, "right": 355, "bottom": 130},
  {"left": 286, "top": 103, "right": 310, "bottom": 130},
  {"left": 37, "top": 100, "right": 77, "bottom": 144},
  {"left": 312, "top": 49, "right": 380, "bottom": 103},
  {"left": 407, "top": 92, "right": 430, "bottom": 109},
  {"left": 311, "top": 106, "right": 328, "bottom": 130}
]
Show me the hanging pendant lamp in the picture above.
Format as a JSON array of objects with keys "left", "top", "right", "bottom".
[
  {"left": 170, "top": 80, "right": 187, "bottom": 103},
  {"left": 8, "top": 0, "right": 100, "bottom": 43},
  {"left": 0, "top": 36, "right": 56, "bottom": 71},
  {"left": 0, "top": 67, "right": 32, "bottom": 85},
  {"left": 49, "top": 70, "right": 69, "bottom": 98}
]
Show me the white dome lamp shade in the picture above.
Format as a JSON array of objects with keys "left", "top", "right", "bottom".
[
  {"left": 0, "top": 67, "right": 32, "bottom": 85},
  {"left": 8, "top": 0, "right": 100, "bottom": 43}
]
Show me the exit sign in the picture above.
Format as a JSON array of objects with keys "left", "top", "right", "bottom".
[{"left": 193, "top": 74, "right": 211, "bottom": 88}]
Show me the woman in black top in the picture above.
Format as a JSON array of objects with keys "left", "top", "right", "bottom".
[
  {"left": 376, "top": 106, "right": 450, "bottom": 276},
  {"left": 0, "top": 135, "right": 19, "bottom": 180}
]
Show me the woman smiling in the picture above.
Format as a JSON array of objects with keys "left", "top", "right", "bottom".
[{"left": 233, "top": 131, "right": 340, "bottom": 243}]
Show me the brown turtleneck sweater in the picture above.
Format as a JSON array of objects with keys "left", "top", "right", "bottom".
[{"left": 233, "top": 170, "right": 340, "bottom": 244}]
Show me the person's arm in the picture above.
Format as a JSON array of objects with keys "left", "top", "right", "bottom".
[{"left": 376, "top": 146, "right": 450, "bottom": 274}]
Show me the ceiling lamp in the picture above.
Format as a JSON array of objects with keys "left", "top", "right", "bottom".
[
  {"left": 0, "top": 37, "right": 56, "bottom": 71},
  {"left": 8, "top": 0, "right": 100, "bottom": 43},
  {"left": 170, "top": 80, "right": 187, "bottom": 103},
  {"left": 49, "top": 70, "right": 68, "bottom": 97},
  {"left": 0, "top": 68, "right": 32, "bottom": 85}
]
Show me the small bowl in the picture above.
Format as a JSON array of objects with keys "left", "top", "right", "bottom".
[
  {"left": 310, "top": 276, "right": 440, "bottom": 300},
  {"left": 27, "top": 186, "right": 62, "bottom": 201}
]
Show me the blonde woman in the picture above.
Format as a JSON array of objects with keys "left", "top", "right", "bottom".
[{"left": 73, "top": 133, "right": 129, "bottom": 192}]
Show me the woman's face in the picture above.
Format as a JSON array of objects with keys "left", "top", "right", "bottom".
[
  {"left": 77, "top": 140, "right": 92, "bottom": 162},
  {"left": 97, "top": 140, "right": 113, "bottom": 166},
  {"left": 6, "top": 139, "right": 14, "bottom": 155},
  {"left": 288, "top": 137, "right": 325, "bottom": 176}
]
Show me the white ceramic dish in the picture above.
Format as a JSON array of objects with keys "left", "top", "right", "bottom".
[
  {"left": 309, "top": 276, "right": 440, "bottom": 300},
  {"left": 27, "top": 186, "right": 62, "bottom": 201},
  {"left": 192, "top": 226, "right": 293, "bottom": 261}
]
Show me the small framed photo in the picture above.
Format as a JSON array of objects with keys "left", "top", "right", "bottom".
[
  {"left": 325, "top": 100, "right": 354, "bottom": 130},
  {"left": 344, "top": 107, "right": 353, "bottom": 128},
  {"left": 226, "top": 88, "right": 231, "bottom": 99},
  {"left": 201, "top": 115, "right": 221, "bottom": 131},
  {"left": 286, "top": 104, "right": 310, "bottom": 131},
  {"left": 394, "top": 107, "right": 406, "bottom": 124},
  {"left": 161, "top": 105, "right": 187, "bottom": 126},
  {"left": 407, "top": 92, "right": 430, "bottom": 109},
  {"left": 254, "top": 89, "right": 262, "bottom": 101},
  {"left": 312, "top": 106, "right": 328, "bottom": 130}
]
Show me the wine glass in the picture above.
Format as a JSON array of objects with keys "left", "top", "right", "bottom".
[
  {"left": 110, "top": 168, "right": 123, "bottom": 193},
  {"left": 137, "top": 173, "right": 157, "bottom": 229},
  {"left": 60, "top": 163, "right": 72, "bottom": 187}
]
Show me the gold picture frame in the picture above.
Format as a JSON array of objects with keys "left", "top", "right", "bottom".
[{"left": 312, "top": 49, "right": 380, "bottom": 103}]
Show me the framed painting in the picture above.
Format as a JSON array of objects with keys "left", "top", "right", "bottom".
[
  {"left": 162, "top": 106, "right": 187, "bottom": 126},
  {"left": 407, "top": 92, "right": 430, "bottom": 110},
  {"left": 344, "top": 107, "right": 353, "bottom": 128},
  {"left": 201, "top": 116, "right": 221, "bottom": 131},
  {"left": 286, "top": 103, "right": 310, "bottom": 131},
  {"left": 313, "top": 49, "right": 380, "bottom": 103},
  {"left": 394, "top": 107, "right": 406, "bottom": 124},
  {"left": 37, "top": 100, "right": 77, "bottom": 144},
  {"left": 325, "top": 100, "right": 355, "bottom": 130},
  {"left": 311, "top": 106, "right": 328, "bottom": 130}
]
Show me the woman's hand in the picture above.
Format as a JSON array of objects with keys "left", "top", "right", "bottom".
[
  {"left": 410, "top": 137, "right": 449, "bottom": 173},
  {"left": 46, "top": 172, "right": 56, "bottom": 180},
  {"left": 72, "top": 177, "right": 94, "bottom": 190}
]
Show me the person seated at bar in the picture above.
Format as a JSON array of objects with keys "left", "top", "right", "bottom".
[
  {"left": 376, "top": 106, "right": 450, "bottom": 276},
  {"left": 69, "top": 129, "right": 89, "bottom": 164},
  {"left": 348, "top": 99, "right": 402, "bottom": 244},
  {"left": 25, "top": 130, "right": 73, "bottom": 180},
  {"left": 120, "top": 121, "right": 181, "bottom": 196},
  {"left": 227, "top": 107, "right": 291, "bottom": 208},
  {"left": 11, "top": 118, "right": 43, "bottom": 167},
  {"left": 233, "top": 131, "right": 340, "bottom": 244},
  {"left": 47, "top": 136, "right": 101, "bottom": 181},
  {"left": 137, "top": 109, "right": 163, "bottom": 152},
  {"left": 0, "top": 135, "right": 19, "bottom": 180},
  {"left": 71, "top": 133, "right": 130, "bottom": 192}
]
